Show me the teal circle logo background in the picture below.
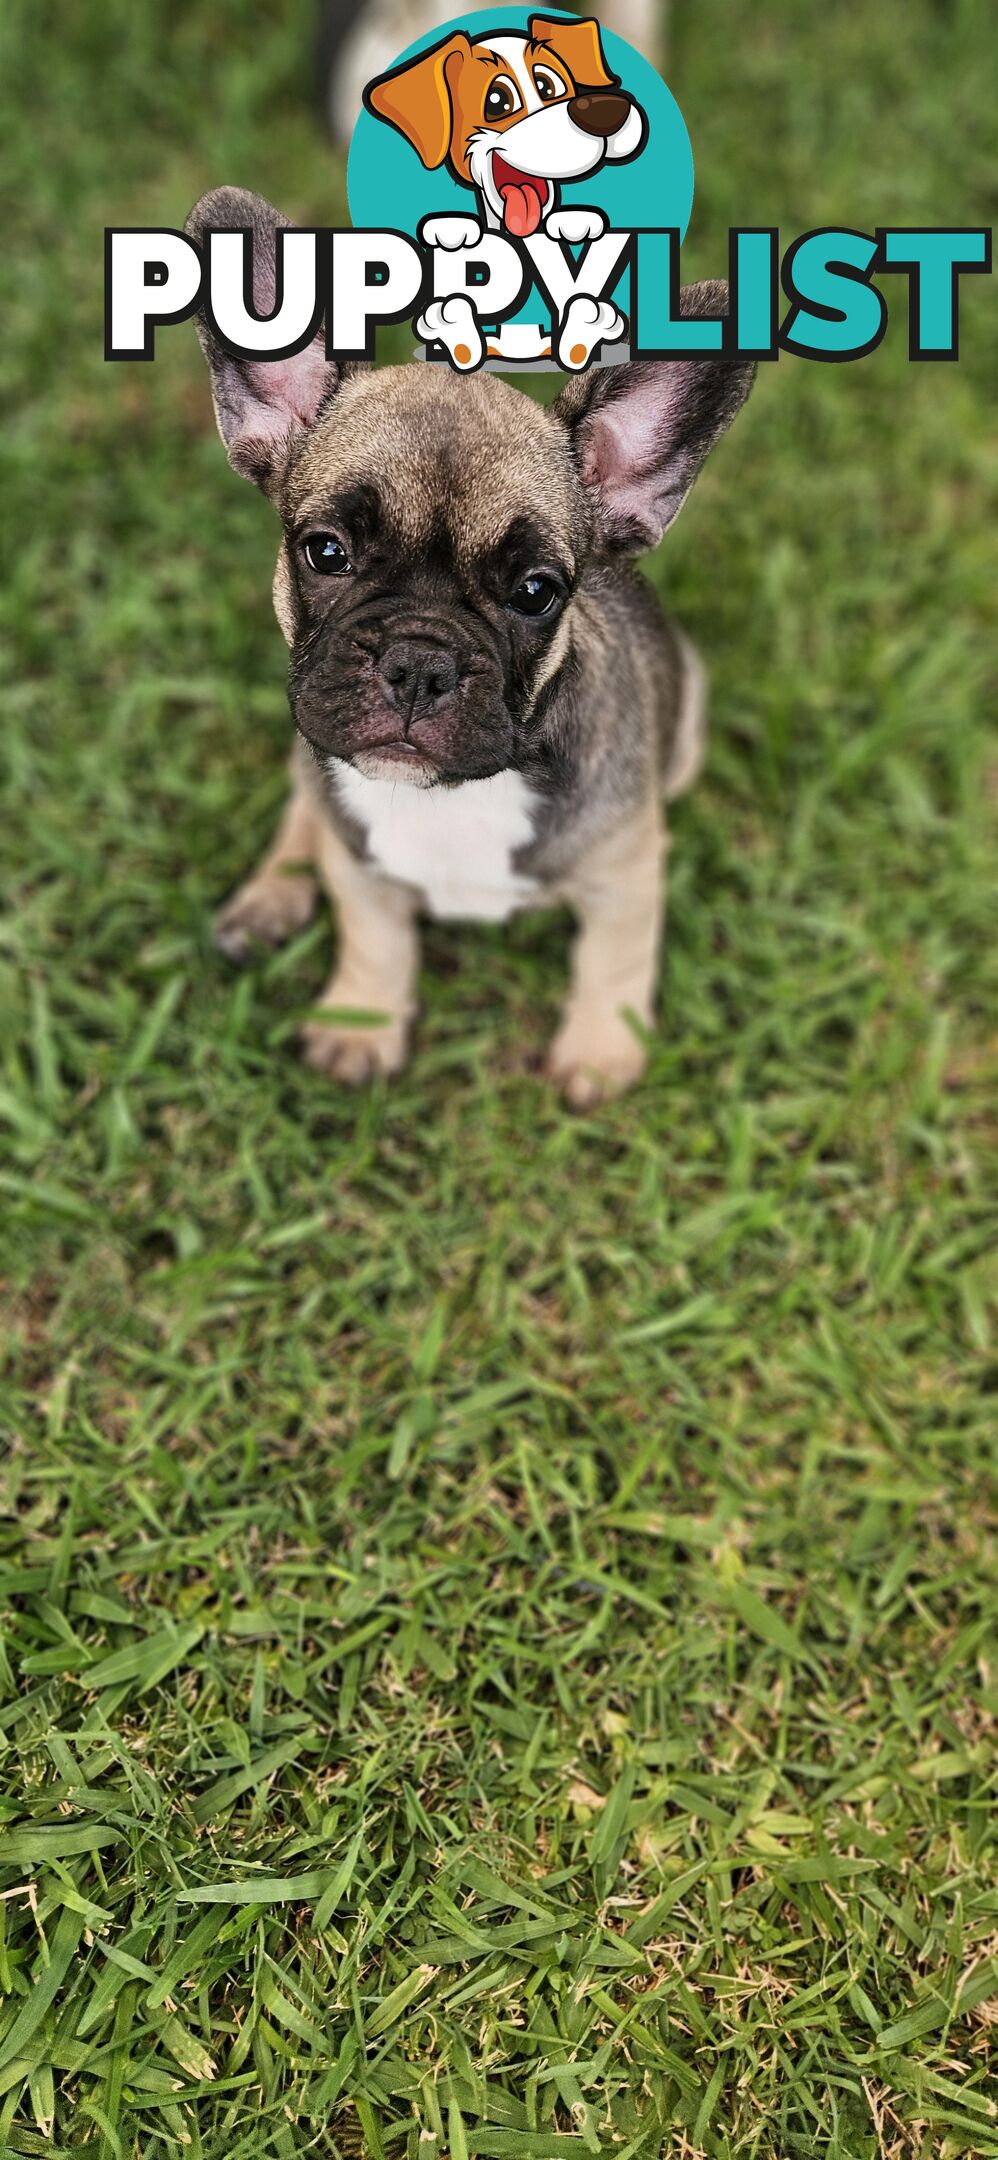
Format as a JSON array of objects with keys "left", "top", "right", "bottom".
[{"left": 347, "top": 7, "right": 694, "bottom": 241}]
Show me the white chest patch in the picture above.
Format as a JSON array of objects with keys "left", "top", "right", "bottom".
[{"left": 330, "top": 762, "right": 542, "bottom": 922}]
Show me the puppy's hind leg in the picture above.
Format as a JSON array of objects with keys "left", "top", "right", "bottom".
[
  {"left": 214, "top": 750, "right": 320, "bottom": 961},
  {"left": 663, "top": 629, "right": 708, "bottom": 803}
]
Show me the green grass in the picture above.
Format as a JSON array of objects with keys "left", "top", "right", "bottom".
[{"left": 1, "top": 0, "right": 996, "bottom": 2152}]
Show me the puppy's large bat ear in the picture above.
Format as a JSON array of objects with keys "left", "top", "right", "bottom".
[
  {"left": 555, "top": 284, "right": 755, "bottom": 552},
  {"left": 186, "top": 187, "right": 342, "bottom": 495},
  {"left": 364, "top": 33, "right": 471, "bottom": 170},
  {"left": 529, "top": 15, "right": 616, "bottom": 89}
]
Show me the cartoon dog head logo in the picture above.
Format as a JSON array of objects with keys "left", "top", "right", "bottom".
[{"left": 364, "top": 14, "right": 647, "bottom": 239}]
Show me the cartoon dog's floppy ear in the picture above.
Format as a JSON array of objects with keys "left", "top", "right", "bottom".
[
  {"left": 365, "top": 33, "right": 471, "bottom": 170},
  {"left": 528, "top": 14, "right": 617, "bottom": 90}
]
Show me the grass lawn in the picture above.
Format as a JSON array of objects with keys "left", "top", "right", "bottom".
[{"left": 1, "top": 0, "right": 996, "bottom": 2152}]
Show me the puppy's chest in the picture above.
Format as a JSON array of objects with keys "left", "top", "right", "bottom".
[{"left": 330, "top": 764, "right": 544, "bottom": 922}]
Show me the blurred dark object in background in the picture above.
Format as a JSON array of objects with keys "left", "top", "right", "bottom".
[{"left": 318, "top": 0, "right": 666, "bottom": 148}]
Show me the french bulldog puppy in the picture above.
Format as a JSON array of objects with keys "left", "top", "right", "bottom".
[{"left": 188, "top": 188, "right": 754, "bottom": 1104}]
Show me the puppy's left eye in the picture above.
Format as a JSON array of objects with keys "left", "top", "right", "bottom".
[
  {"left": 509, "top": 571, "right": 563, "bottom": 617},
  {"left": 302, "top": 532, "right": 352, "bottom": 574},
  {"left": 534, "top": 66, "right": 566, "bottom": 101}
]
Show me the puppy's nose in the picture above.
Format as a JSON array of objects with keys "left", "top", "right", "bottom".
[
  {"left": 568, "top": 89, "right": 632, "bottom": 136},
  {"left": 378, "top": 640, "right": 459, "bottom": 723}
]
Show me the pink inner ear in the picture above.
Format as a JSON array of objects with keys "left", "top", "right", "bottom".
[
  {"left": 575, "top": 377, "right": 695, "bottom": 549},
  {"left": 238, "top": 224, "right": 333, "bottom": 436},
  {"left": 221, "top": 335, "right": 336, "bottom": 487},
  {"left": 584, "top": 389, "right": 682, "bottom": 492},
  {"left": 244, "top": 344, "right": 331, "bottom": 433}
]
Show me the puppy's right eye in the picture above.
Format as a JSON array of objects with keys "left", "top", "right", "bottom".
[
  {"left": 509, "top": 571, "right": 563, "bottom": 617},
  {"left": 484, "top": 76, "right": 519, "bottom": 120},
  {"left": 302, "top": 533, "right": 352, "bottom": 574}
]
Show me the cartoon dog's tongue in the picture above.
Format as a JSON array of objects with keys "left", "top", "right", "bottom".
[{"left": 493, "top": 155, "right": 547, "bottom": 238}]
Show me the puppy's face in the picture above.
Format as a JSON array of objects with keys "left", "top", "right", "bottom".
[
  {"left": 187, "top": 189, "right": 755, "bottom": 791},
  {"left": 277, "top": 368, "right": 582, "bottom": 787}
]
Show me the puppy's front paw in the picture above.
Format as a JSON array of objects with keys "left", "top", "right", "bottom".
[
  {"left": 544, "top": 206, "right": 606, "bottom": 243},
  {"left": 300, "top": 1009, "right": 409, "bottom": 1084},
  {"left": 420, "top": 214, "right": 481, "bottom": 251},
  {"left": 546, "top": 1015, "right": 648, "bottom": 1108},
  {"left": 214, "top": 872, "right": 316, "bottom": 962}
]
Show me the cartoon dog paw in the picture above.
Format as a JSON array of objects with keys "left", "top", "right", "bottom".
[
  {"left": 419, "top": 214, "right": 482, "bottom": 251},
  {"left": 556, "top": 295, "right": 626, "bottom": 370},
  {"left": 415, "top": 295, "right": 483, "bottom": 370},
  {"left": 544, "top": 207, "right": 607, "bottom": 244}
]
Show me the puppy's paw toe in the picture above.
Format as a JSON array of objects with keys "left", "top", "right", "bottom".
[
  {"left": 214, "top": 875, "right": 317, "bottom": 962},
  {"left": 546, "top": 1023, "right": 648, "bottom": 1107},
  {"left": 421, "top": 213, "right": 481, "bottom": 250},
  {"left": 300, "top": 1016, "right": 409, "bottom": 1084},
  {"left": 545, "top": 206, "right": 606, "bottom": 243}
]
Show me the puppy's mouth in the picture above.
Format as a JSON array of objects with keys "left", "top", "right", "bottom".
[
  {"left": 490, "top": 152, "right": 553, "bottom": 238},
  {"left": 351, "top": 742, "right": 440, "bottom": 785}
]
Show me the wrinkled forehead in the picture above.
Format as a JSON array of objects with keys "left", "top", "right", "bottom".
[{"left": 288, "top": 369, "right": 580, "bottom": 564}]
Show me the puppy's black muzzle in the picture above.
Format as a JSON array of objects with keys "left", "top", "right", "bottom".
[{"left": 377, "top": 639, "right": 461, "bottom": 727}]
